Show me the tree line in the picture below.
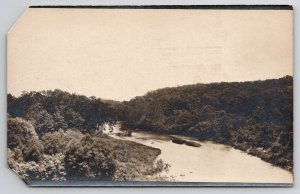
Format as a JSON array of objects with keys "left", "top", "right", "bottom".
[
  {"left": 8, "top": 89, "right": 117, "bottom": 135},
  {"left": 7, "top": 90, "right": 167, "bottom": 183},
  {"left": 119, "top": 76, "right": 293, "bottom": 170},
  {"left": 7, "top": 76, "right": 293, "bottom": 183}
]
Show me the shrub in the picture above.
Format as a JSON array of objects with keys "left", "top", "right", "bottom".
[
  {"left": 7, "top": 117, "right": 38, "bottom": 149},
  {"left": 41, "top": 129, "right": 83, "bottom": 155},
  {"left": 7, "top": 117, "right": 44, "bottom": 162},
  {"left": 8, "top": 149, "right": 66, "bottom": 182},
  {"left": 64, "top": 135, "right": 116, "bottom": 180}
]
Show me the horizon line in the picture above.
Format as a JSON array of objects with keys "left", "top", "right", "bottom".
[{"left": 7, "top": 75, "right": 293, "bottom": 102}]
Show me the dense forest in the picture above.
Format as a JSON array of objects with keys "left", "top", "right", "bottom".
[
  {"left": 120, "top": 76, "right": 293, "bottom": 171},
  {"left": 7, "top": 90, "right": 168, "bottom": 183},
  {"left": 7, "top": 76, "right": 293, "bottom": 183}
]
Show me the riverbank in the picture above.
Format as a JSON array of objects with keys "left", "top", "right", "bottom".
[
  {"left": 122, "top": 125, "right": 293, "bottom": 172},
  {"left": 228, "top": 141, "right": 293, "bottom": 172},
  {"left": 108, "top": 125, "right": 293, "bottom": 183},
  {"left": 105, "top": 135, "right": 166, "bottom": 181},
  {"left": 119, "top": 77, "right": 293, "bottom": 174}
]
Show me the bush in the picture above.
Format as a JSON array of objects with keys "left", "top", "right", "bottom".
[
  {"left": 64, "top": 135, "right": 116, "bottom": 180},
  {"left": 25, "top": 153, "right": 66, "bottom": 181},
  {"left": 41, "top": 129, "right": 83, "bottom": 155},
  {"left": 8, "top": 149, "right": 66, "bottom": 182},
  {"left": 7, "top": 117, "right": 44, "bottom": 162},
  {"left": 21, "top": 138, "right": 44, "bottom": 162},
  {"left": 7, "top": 117, "right": 38, "bottom": 149}
]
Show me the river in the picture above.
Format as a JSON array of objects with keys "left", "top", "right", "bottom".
[{"left": 104, "top": 124, "right": 293, "bottom": 184}]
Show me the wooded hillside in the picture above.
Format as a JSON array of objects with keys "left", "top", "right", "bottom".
[{"left": 120, "top": 76, "right": 293, "bottom": 170}]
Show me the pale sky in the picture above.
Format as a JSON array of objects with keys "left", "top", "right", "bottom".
[{"left": 8, "top": 8, "right": 293, "bottom": 101}]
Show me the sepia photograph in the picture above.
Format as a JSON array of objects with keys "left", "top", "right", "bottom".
[{"left": 7, "top": 6, "right": 293, "bottom": 186}]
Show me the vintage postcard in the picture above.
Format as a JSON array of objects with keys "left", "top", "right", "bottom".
[{"left": 7, "top": 5, "right": 293, "bottom": 186}]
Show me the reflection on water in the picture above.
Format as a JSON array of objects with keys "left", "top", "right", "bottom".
[{"left": 105, "top": 125, "right": 293, "bottom": 184}]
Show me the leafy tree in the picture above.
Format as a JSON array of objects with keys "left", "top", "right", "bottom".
[
  {"left": 64, "top": 135, "right": 116, "bottom": 180},
  {"left": 41, "top": 129, "right": 83, "bottom": 155},
  {"left": 24, "top": 104, "right": 55, "bottom": 135},
  {"left": 7, "top": 117, "right": 44, "bottom": 162}
]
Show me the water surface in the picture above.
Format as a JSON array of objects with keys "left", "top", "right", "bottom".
[{"left": 106, "top": 125, "right": 293, "bottom": 184}]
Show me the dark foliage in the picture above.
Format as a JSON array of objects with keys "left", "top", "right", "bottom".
[
  {"left": 7, "top": 117, "right": 44, "bottom": 162},
  {"left": 120, "top": 76, "right": 293, "bottom": 170},
  {"left": 41, "top": 129, "right": 84, "bottom": 155},
  {"left": 7, "top": 76, "right": 293, "bottom": 183},
  {"left": 64, "top": 135, "right": 116, "bottom": 180},
  {"left": 8, "top": 89, "right": 116, "bottom": 135},
  {"left": 7, "top": 117, "right": 164, "bottom": 182}
]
